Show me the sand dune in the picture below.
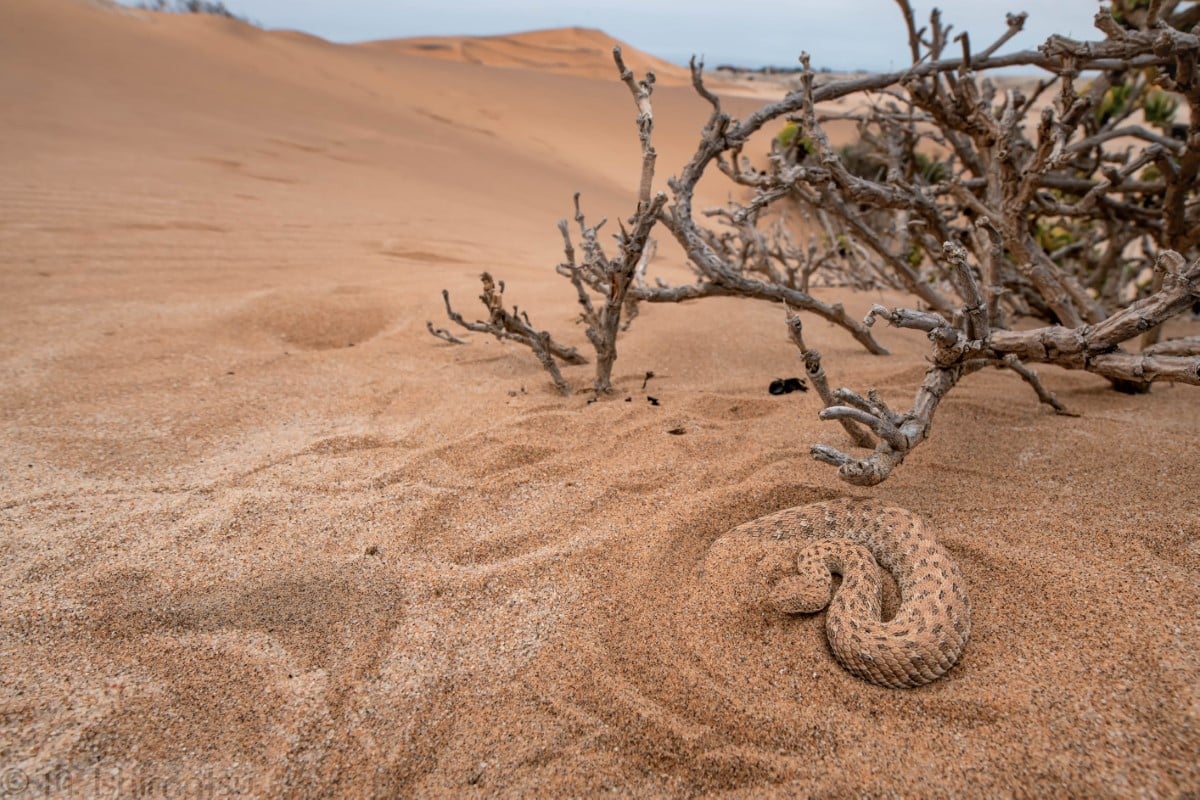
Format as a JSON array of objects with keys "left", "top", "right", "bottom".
[
  {"left": 1, "top": 0, "right": 1198, "bottom": 797},
  {"left": 374, "top": 26, "right": 696, "bottom": 85}
]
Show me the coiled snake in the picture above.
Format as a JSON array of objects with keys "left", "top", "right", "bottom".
[{"left": 729, "top": 499, "right": 970, "bottom": 688}]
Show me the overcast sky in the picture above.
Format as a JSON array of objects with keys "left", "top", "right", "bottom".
[{"left": 148, "top": 1, "right": 1104, "bottom": 71}]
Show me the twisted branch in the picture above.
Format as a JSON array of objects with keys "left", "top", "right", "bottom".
[
  {"left": 812, "top": 247, "right": 1200, "bottom": 485},
  {"left": 437, "top": 273, "right": 583, "bottom": 395}
]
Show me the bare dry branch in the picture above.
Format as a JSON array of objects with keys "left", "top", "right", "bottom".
[
  {"left": 426, "top": 321, "right": 466, "bottom": 345},
  {"left": 813, "top": 246, "right": 1200, "bottom": 484},
  {"left": 785, "top": 308, "right": 874, "bottom": 449},
  {"left": 1001, "top": 355, "right": 1075, "bottom": 415},
  {"left": 440, "top": 274, "right": 582, "bottom": 395},
  {"left": 1143, "top": 335, "right": 1200, "bottom": 356}
]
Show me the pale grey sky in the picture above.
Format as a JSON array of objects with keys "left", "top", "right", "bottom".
[{"left": 135, "top": 1, "right": 1105, "bottom": 71}]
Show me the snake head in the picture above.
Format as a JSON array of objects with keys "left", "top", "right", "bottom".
[
  {"left": 768, "top": 573, "right": 833, "bottom": 615},
  {"left": 758, "top": 547, "right": 833, "bottom": 615}
]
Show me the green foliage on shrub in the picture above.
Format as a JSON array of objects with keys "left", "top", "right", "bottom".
[
  {"left": 1096, "top": 83, "right": 1132, "bottom": 126},
  {"left": 1111, "top": 0, "right": 1152, "bottom": 27},
  {"left": 838, "top": 141, "right": 887, "bottom": 181},
  {"left": 138, "top": 0, "right": 249, "bottom": 22},
  {"left": 1036, "top": 221, "right": 1076, "bottom": 253},
  {"left": 913, "top": 151, "right": 947, "bottom": 184},
  {"left": 776, "top": 122, "right": 814, "bottom": 157},
  {"left": 1143, "top": 90, "right": 1179, "bottom": 129},
  {"left": 905, "top": 243, "right": 924, "bottom": 269}
]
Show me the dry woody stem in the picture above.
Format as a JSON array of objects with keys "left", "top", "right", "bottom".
[{"left": 436, "top": 273, "right": 584, "bottom": 395}]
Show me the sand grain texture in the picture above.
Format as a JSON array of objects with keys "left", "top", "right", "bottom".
[{"left": 2, "top": 1, "right": 1199, "bottom": 797}]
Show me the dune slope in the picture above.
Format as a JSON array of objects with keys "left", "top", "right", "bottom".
[
  {"left": 372, "top": 26, "right": 696, "bottom": 84},
  {"left": 1, "top": 1, "right": 1198, "bottom": 797}
]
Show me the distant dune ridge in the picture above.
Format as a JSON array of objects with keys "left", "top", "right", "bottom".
[
  {"left": 2, "top": 0, "right": 1198, "bottom": 797},
  {"left": 373, "top": 26, "right": 697, "bottom": 84}
]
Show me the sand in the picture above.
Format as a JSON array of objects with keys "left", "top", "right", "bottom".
[
  {"left": 1, "top": 0, "right": 1198, "bottom": 797},
  {"left": 372, "top": 27, "right": 695, "bottom": 85}
]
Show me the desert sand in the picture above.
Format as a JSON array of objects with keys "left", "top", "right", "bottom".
[{"left": 1, "top": 0, "right": 1198, "bottom": 797}]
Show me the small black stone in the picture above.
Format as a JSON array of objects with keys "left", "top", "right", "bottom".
[{"left": 769, "top": 377, "right": 807, "bottom": 395}]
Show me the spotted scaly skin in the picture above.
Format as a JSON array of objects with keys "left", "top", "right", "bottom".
[{"left": 742, "top": 499, "right": 970, "bottom": 689}]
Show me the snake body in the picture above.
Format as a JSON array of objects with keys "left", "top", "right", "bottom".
[{"left": 733, "top": 499, "right": 971, "bottom": 689}]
